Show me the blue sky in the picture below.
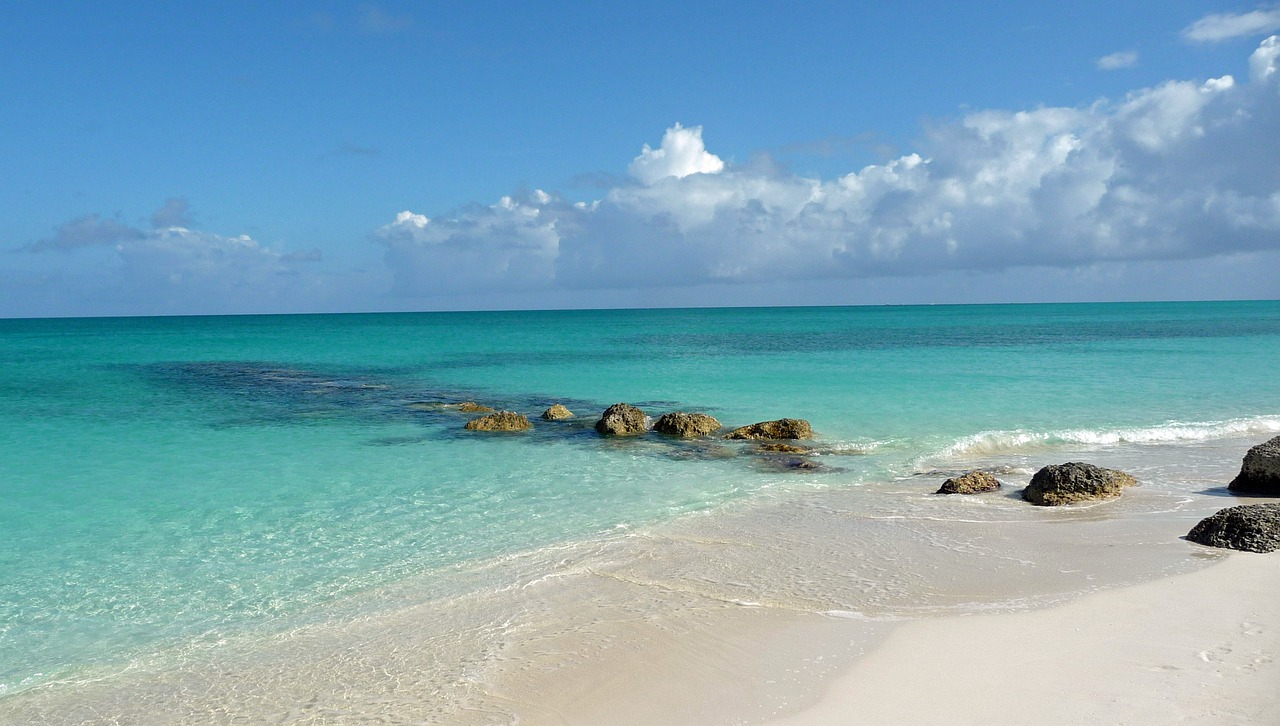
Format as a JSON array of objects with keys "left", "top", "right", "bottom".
[{"left": 3, "top": 2, "right": 1279, "bottom": 317}]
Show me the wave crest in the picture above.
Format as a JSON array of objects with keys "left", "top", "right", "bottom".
[{"left": 940, "top": 415, "right": 1280, "bottom": 458}]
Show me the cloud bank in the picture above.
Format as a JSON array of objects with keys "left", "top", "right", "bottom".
[
  {"left": 18, "top": 201, "right": 328, "bottom": 315},
  {"left": 376, "top": 37, "right": 1280, "bottom": 299}
]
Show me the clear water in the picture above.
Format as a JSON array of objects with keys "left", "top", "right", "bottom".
[{"left": 2, "top": 301, "right": 1279, "bottom": 702}]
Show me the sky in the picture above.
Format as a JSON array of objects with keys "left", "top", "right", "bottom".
[{"left": 2, "top": 1, "right": 1279, "bottom": 317}]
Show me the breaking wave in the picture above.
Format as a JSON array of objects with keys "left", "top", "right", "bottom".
[{"left": 939, "top": 415, "right": 1280, "bottom": 458}]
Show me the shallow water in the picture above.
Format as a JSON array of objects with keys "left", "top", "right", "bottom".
[{"left": 1, "top": 301, "right": 1278, "bottom": 719}]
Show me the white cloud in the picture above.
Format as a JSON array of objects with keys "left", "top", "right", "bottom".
[
  {"left": 18, "top": 201, "right": 329, "bottom": 315},
  {"left": 1097, "top": 50, "right": 1139, "bottom": 70},
  {"left": 1183, "top": 7, "right": 1280, "bottom": 42},
  {"left": 374, "top": 37, "right": 1280, "bottom": 301},
  {"left": 627, "top": 123, "right": 725, "bottom": 185}
]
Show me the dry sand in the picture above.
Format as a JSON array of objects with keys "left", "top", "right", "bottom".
[{"left": 764, "top": 552, "right": 1280, "bottom": 726}]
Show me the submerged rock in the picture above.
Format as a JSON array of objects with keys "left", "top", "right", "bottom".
[
  {"left": 725, "top": 418, "right": 813, "bottom": 440},
  {"left": 1228, "top": 436, "right": 1280, "bottom": 495},
  {"left": 464, "top": 411, "right": 532, "bottom": 432},
  {"left": 1022, "top": 462, "right": 1136, "bottom": 506},
  {"left": 541, "top": 404, "right": 574, "bottom": 420},
  {"left": 1187, "top": 504, "right": 1280, "bottom": 553},
  {"left": 594, "top": 403, "right": 649, "bottom": 436},
  {"left": 756, "top": 442, "right": 811, "bottom": 454},
  {"left": 407, "top": 401, "right": 495, "bottom": 413},
  {"left": 653, "top": 412, "right": 722, "bottom": 437},
  {"left": 938, "top": 471, "right": 1001, "bottom": 495}
]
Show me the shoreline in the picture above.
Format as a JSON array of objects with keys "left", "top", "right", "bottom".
[
  {"left": 765, "top": 551, "right": 1280, "bottom": 726},
  {"left": 2, "top": 437, "right": 1277, "bottom": 724}
]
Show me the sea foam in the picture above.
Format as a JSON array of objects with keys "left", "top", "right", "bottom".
[{"left": 938, "top": 415, "right": 1280, "bottom": 459}]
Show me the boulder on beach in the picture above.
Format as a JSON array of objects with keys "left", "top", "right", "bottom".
[
  {"left": 541, "top": 404, "right": 574, "bottom": 421},
  {"left": 1187, "top": 503, "right": 1280, "bottom": 553},
  {"left": 594, "top": 403, "right": 649, "bottom": 436},
  {"left": 938, "top": 471, "right": 1001, "bottom": 495},
  {"left": 653, "top": 412, "right": 722, "bottom": 437},
  {"left": 1227, "top": 435, "right": 1280, "bottom": 495},
  {"left": 1022, "top": 462, "right": 1136, "bottom": 506},
  {"left": 725, "top": 418, "right": 813, "bottom": 441},
  {"left": 464, "top": 411, "right": 532, "bottom": 432}
]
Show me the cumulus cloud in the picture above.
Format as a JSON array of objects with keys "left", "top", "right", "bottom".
[
  {"left": 1097, "top": 50, "right": 1139, "bottom": 70},
  {"left": 1183, "top": 7, "right": 1280, "bottom": 42},
  {"left": 375, "top": 37, "right": 1280, "bottom": 301},
  {"left": 627, "top": 123, "right": 726, "bottom": 184}
]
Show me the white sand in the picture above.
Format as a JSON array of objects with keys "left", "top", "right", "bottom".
[{"left": 766, "top": 552, "right": 1280, "bottom": 726}]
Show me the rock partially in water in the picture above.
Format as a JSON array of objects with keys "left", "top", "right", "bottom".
[
  {"left": 1228, "top": 436, "right": 1280, "bottom": 495},
  {"left": 595, "top": 403, "right": 649, "bottom": 436},
  {"left": 464, "top": 411, "right": 532, "bottom": 432},
  {"left": 653, "top": 412, "right": 722, "bottom": 438},
  {"left": 407, "top": 401, "right": 495, "bottom": 413},
  {"left": 725, "top": 418, "right": 813, "bottom": 440},
  {"left": 755, "top": 442, "right": 811, "bottom": 454},
  {"left": 1022, "top": 462, "right": 1136, "bottom": 506},
  {"left": 1187, "top": 504, "right": 1280, "bottom": 553},
  {"left": 937, "top": 471, "right": 1001, "bottom": 495},
  {"left": 456, "top": 401, "right": 495, "bottom": 413},
  {"left": 541, "top": 404, "right": 574, "bottom": 420}
]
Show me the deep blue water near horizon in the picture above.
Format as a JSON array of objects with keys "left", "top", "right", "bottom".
[{"left": 2, "top": 300, "right": 1280, "bottom": 698}]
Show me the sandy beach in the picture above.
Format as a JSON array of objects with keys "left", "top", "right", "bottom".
[
  {"left": 512, "top": 551, "right": 1280, "bottom": 726},
  {"left": 766, "top": 552, "right": 1280, "bottom": 726}
]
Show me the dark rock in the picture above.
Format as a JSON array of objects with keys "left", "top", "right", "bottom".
[
  {"left": 756, "top": 442, "right": 811, "bottom": 454},
  {"left": 1187, "top": 504, "right": 1280, "bottom": 553},
  {"left": 407, "top": 401, "right": 495, "bottom": 413},
  {"left": 1022, "top": 462, "right": 1136, "bottom": 506},
  {"left": 541, "top": 404, "right": 574, "bottom": 420},
  {"left": 725, "top": 418, "right": 813, "bottom": 440},
  {"left": 464, "top": 411, "right": 532, "bottom": 432},
  {"left": 595, "top": 403, "right": 649, "bottom": 436},
  {"left": 1228, "top": 436, "right": 1280, "bottom": 495},
  {"left": 938, "top": 471, "right": 1001, "bottom": 495},
  {"left": 653, "top": 412, "right": 722, "bottom": 437}
]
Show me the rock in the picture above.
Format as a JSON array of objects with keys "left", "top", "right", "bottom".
[
  {"left": 653, "top": 412, "right": 722, "bottom": 437},
  {"left": 756, "top": 442, "right": 811, "bottom": 454},
  {"left": 1022, "top": 462, "right": 1136, "bottom": 506},
  {"left": 725, "top": 418, "right": 813, "bottom": 440},
  {"left": 406, "top": 401, "right": 494, "bottom": 413},
  {"left": 594, "top": 403, "right": 649, "bottom": 436},
  {"left": 937, "top": 471, "right": 1001, "bottom": 495},
  {"left": 463, "top": 411, "right": 532, "bottom": 432},
  {"left": 1227, "top": 436, "right": 1280, "bottom": 495},
  {"left": 541, "top": 404, "right": 574, "bottom": 420},
  {"left": 1187, "top": 503, "right": 1280, "bottom": 553}
]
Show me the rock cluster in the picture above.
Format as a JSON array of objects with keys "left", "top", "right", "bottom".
[
  {"left": 1022, "top": 462, "right": 1136, "bottom": 506},
  {"left": 1227, "top": 435, "right": 1280, "bottom": 495},
  {"left": 463, "top": 411, "right": 532, "bottom": 432},
  {"left": 653, "top": 412, "right": 722, "bottom": 437},
  {"left": 1187, "top": 503, "right": 1280, "bottom": 553},
  {"left": 725, "top": 418, "right": 813, "bottom": 440},
  {"left": 541, "top": 404, "right": 574, "bottom": 420},
  {"left": 594, "top": 403, "right": 649, "bottom": 436},
  {"left": 937, "top": 471, "right": 1001, "bottom": 495}
]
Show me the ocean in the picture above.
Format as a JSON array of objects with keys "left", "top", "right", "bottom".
[{"left": 2, "top": 301, "right": 1279, "bottom": 721}]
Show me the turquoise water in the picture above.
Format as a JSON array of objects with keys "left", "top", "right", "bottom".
[{"left": 2, "top": 301, "right": 1280, "bottom": 698}]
